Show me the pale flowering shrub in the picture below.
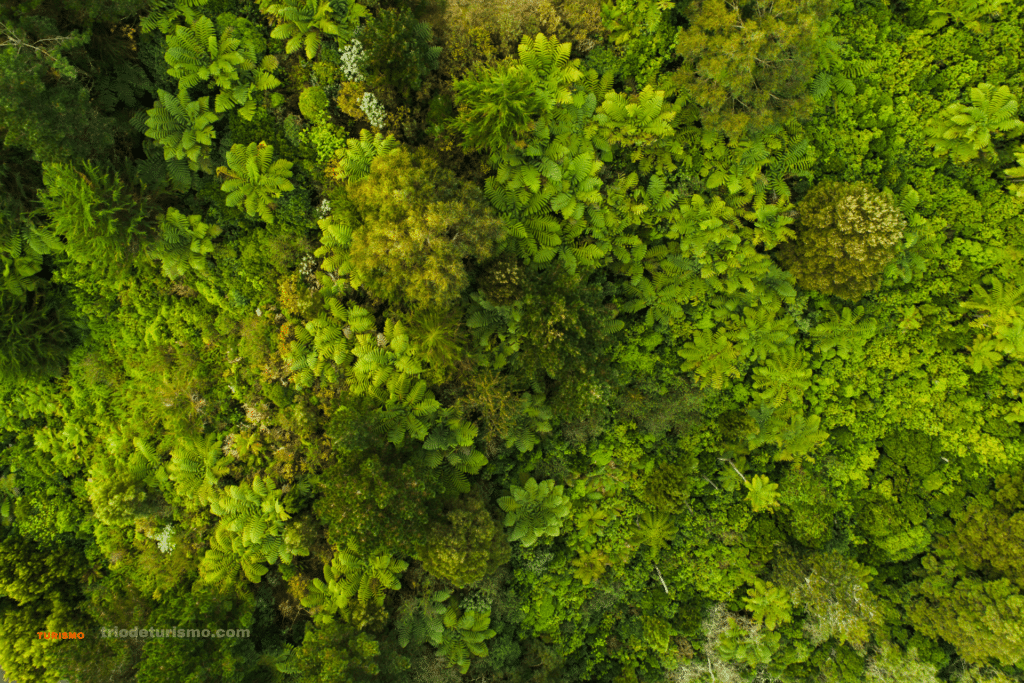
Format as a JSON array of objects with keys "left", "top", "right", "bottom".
[
  {"left": 154, "top": 524, "right": 176, "bottom": 554},
  {"left": 360, "top": 91, "right": 386, "bottom": 128}
]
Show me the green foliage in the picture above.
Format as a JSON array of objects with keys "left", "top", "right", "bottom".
[
  {"left": 397, "top": 591, "right": 497, "bottom": 673},
  {"left": 0, "top": 530, "right": 90, "bottom": 682},
  {"left": 639, "top": 458, "right": 697, "bottom": 513},
  {"left": 0, "top": 17, "right": 118, "bottom": 163},
  {"left": 959, "top": 275, "right": 1024, "bottom": 371},
  {"left": 779, "top": 550, "right": 881, "bottom": 649},
  {"left": 344, "top": 145, "right": 505, "bottom": 310},
  {"left": 38, "top": 160, "right": 158, "bottom": 279},
  {"left": 779, "top": 180, "right": 906, "bottom": 300},
  {"left": 864, "top": 642, "right": 940, "bottom": 683},
  {"left": 925, "top": 83, "right": 1024, "bottom": 164},
  {"left": 288, "top": 620, "right": 380, "bottom": 682},
  {"left": 299, "top": 84, "right": 329, "bottom": 119},
  {"left": 927, "top": 0, "right": 1012, "bottom": 33},
  {"left": 497, "top": 477, "right": 571, "bottom": 547},
  {"left": 456, "top": 34, "right": 684, "bottom": 274},
  {"left": 1005, "top": 144, "right": 1024, "bottom": 197},
  {"left": 141, "top": 0, "right": 209, "bottom": 34},
  {"left": 437, "top": 605, "right": 498, "bottom": 674},
  {"left": 5, "top": 1, "right": 1024, "bottom": 681},
  {"left": 672, "top": 0, "right": 834, "bottom": 137},
  {"left": 397, "top": 588, "right": 452, "bottom": 651},
  {"left": 809, "top": 304, "right": 878, "bottom": 360},
  {"left": 165, "top": 12, "right": 250, "bottom": 90},
  {"left": 262, "top": 0, "right": 365, "bottom": 59},
  {"left": 0, "top": 159, "right": 61, "bottom": 298},
  {"left": 751, "top": 347, "right": 813, "bottom": 409},
  {"left": 452, "top": 33, "right": 581, "bottom": 153},
  {"left": 145, "top": 207, "right": 222, "bottom": 280},
  {"left": 314, "top": 129, "right": 399, "bottom": 181},
  {"left": 216, "top": 141, "right": 295, "bottom": 223},
  {"left": 671, "top": 603, "right": 782, "bottom": 683},
  {"left": 359, "top": 6, "right": 441, "bottom": 99},
  {"left": 200, "top": 474, "right": 309, "bottom": 585},
  {"left": 632, "top": 511, "right": 677, "bottom": 553}
]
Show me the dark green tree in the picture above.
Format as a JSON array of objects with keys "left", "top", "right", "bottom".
[
  {"left": 0, "top": 530, "right": 93, "bottom": 682},
  {"left": 0, "top": 3, "right": 148, "bottom": 163},
  {"left": 287, "top": 620, "right": 380, "bottom": 682},
  {"left": 359, "top": 6, "right": 441, "bottom": 101},
  {"left": 0, "top": 148, "right": 60, "bottom": 298},
  {"left": 0, "top": 288, "right": 77, "bottom": 382},
  {"left": 37, "top": 158, "right": 163, "bottom": 288}
]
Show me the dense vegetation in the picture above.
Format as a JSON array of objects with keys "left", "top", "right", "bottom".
[{"left": 1, "top": 0, "right": 1023, "bottom": 681}]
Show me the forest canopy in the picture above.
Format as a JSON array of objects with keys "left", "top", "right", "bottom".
[{"left": 1, "top": 0, "right": 1024, "bottom": 682}]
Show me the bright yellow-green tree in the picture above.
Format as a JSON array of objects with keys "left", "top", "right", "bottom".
[{"left": 345, "top": 146, "right": 505, "bottom": 311}]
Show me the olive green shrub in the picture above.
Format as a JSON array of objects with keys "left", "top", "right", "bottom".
[
  {"left": 779, "top": 180, "right": 906, "bottom": 300},
  {"left": 421, "top": 496, "right": 510, "bottom": 588},
  {"left": 346, "top": 146, "right": 505, "bottom": 310}
]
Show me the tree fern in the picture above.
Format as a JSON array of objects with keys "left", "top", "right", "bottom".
[
  {"left": 145, "top": 88, "right": 220, "bottom": 174},
  {"left": 165, "top": 13, "right": 247, "bottom": 90},
  {"left": 302, "top": 544, "right": 408, "bottom": 624},
  {"left": 163, "top": 12, "right": 283, "bottom": 120},
  {"left": 262, "top": 0, "right": 365, "bottom": 59},
  {"left": 925, "top": 83, "right": 1024, "bottom": 164},
  {"left": 633, "top": 511, "right": 678, "bottom": 554},
  {"left": 397, "top": 589, "right": 451, "bottom": 649},
  {"left": 201, "top": 475, "right": 308, "bottom": 584},
  {"left": 0, "top": 206, "right": 61, "bottom": 299},
  {"left": 745, "top": 474, "right": 781, "bottom": 514},
  {"left": 679, "top": 328, "right": 742, "bottom": 391},
  {"left": 960, "top": 275, "right": 1024, "bottom": 332},
  {"left": 498, "top": 477, "right": 571, "bottom": 547},
  {"left": 1005, "top": 145, "right": 1024, "bottom": 197},
  {"left": 329, "top": 130, "right": 399, "bottom": 182},
  {"left": 734, "top": 304, "right": 797, "bottom": 362},
  {"left": 438, "top": 608, "right": 497, "bottom": 674},
  {"left": 927, "top": 0, "right": 1010, "bottom": 33},
  {"left": 141, "top": 0, "right": 209, "bottom": 34},
  {"left": 216, "top": 141, "right": 294, "bottom": 223},
  {"left": 752, "top": 347, "right": 813, "bottom": 408},
  {"left": 774, "top": 411, "right": 829, "bottom": 462}
]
